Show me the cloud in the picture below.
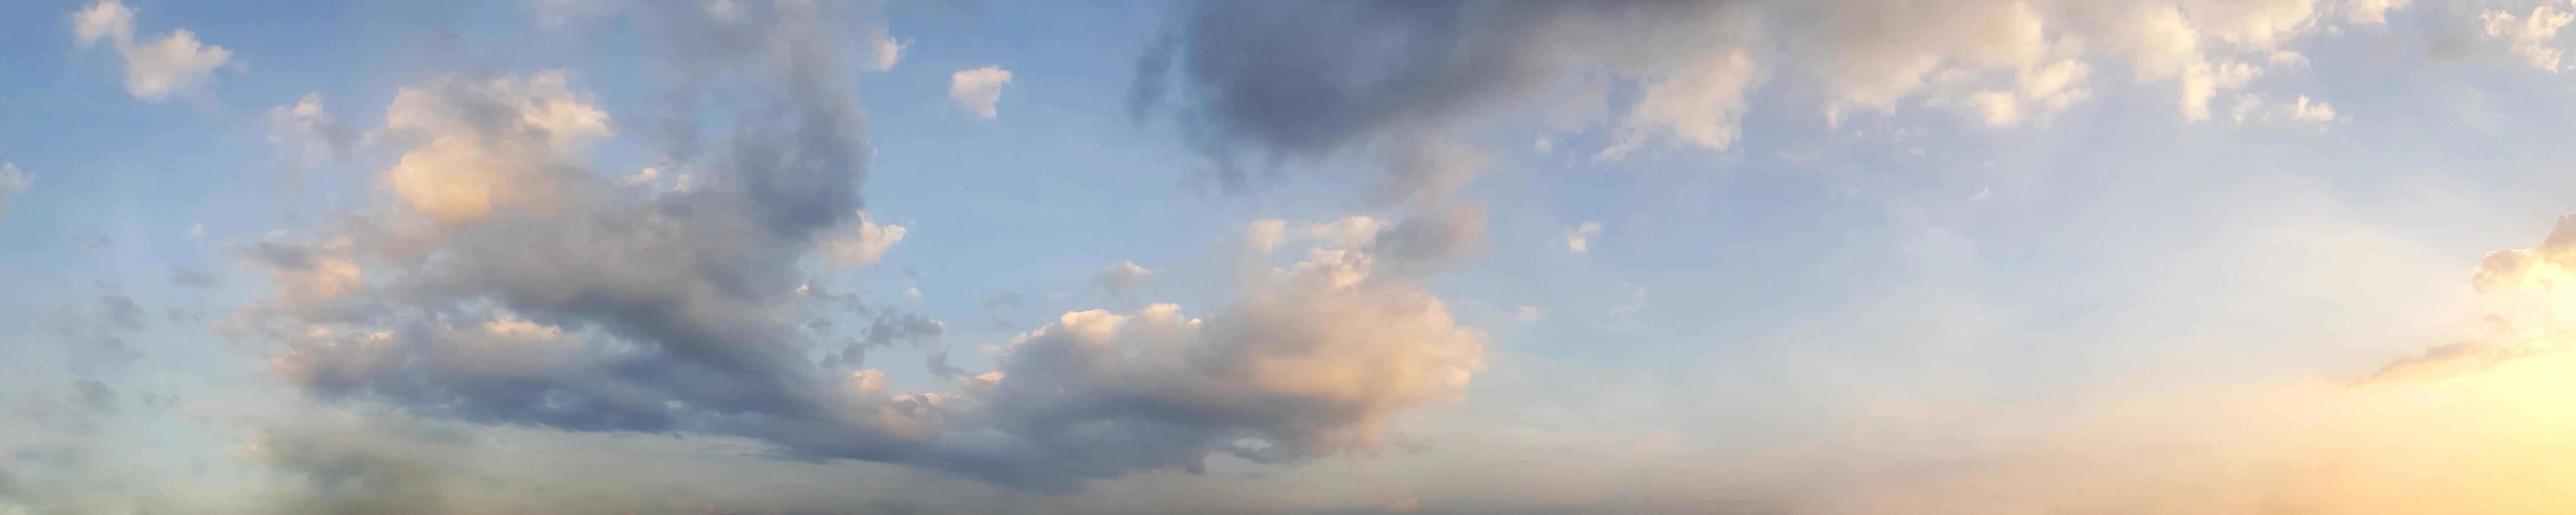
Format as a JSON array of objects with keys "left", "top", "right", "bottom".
[
  {"left": 2485, "top": 5, "right": 2575, "bottom": 71},
  {"left": 69, "top": 0, "right": 234, "bottom": 102},
  {"left": 1565, "top": 221, "right": 1601, "bottom": 254},
  {"left": 1515, "top": 306, "right": 1547, "bottom": 323},
  {"left": 966, "top": 217, "right": 1487, "bottom": 488},
  {"left": 1096, "top": 261, "right": 1153, "bottom": 297},
  {"left": 0, "top": 163, "right": 31, "bottom": 221},
  {"left": 865, "top": 35, "right": 908, "bottom": 71},
  {"left": 949, "top": 66, "right": 1014, "bottom": 119},
  {"left": 1136, "top": 0, "right": 2355, "bottom": 197},
  {"left": 213, "top": 1, "right": 1487, "bottom": 495},
  {"left": 2345, "top": 0, "right": 2412, "bottom": 25},
  {"left": 268, "top": 93, "right": 355, "bottom": 166},
  {"left": 2471, "top": 212, "right": 2576, "bottom": 295},
  {"left": 821, "top": 212, "right": 908, "bottom": 268},
  {"left": 225, "top": 0, "right": 935, "bottom": 472},
  {"left": 1365, "top": 204, "right": 1488, "bottom": 277}
]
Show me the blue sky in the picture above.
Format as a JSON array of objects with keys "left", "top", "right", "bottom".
[{"left": 14, "top": 1, "right": 2576, "bottom": 513}]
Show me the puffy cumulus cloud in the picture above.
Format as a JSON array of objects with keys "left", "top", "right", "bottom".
[
  {"left": 0, "top": 163, "right": 32, "bottom": 221},
  {"left": 220, "top": 0, "right": 1486, "bottom": 495},
  {"left": 2484, "top": 4, "right": 2575, "bottom": 71},
  {"left": 267, "top": 93, "right": 355, "bottom": 167},
  {"left": 223, "top": 0, "right": 946, "bottom": 478},
  {"left": 377, "top": 71, "right": 610, "bottom": 223},
  {"left": 2472, "top": 212, "right": 2576, "bottom": 295},
  {"left": 1096, "top": 261, "right": 1153, "bottom": 296},
  {"left": 2345, "top": 0, "right": 2412, "bottom": 25},
  {"left": 948, "top": 65, "right": 1014, "bottom": 119},
  {"left": 820, "top": 211, "right": 906, "bottom": 268},
  {"left": 967, "top": 215, "right": 1486, "bottom": 489},
  {"left": 1136, "top": 0, "right": 2384, "bottom": 198},
  {"left": 69, "top": 0, "right": 234, "bottom": 102},
  {"left": 1134, "top": 1, "right": 1760, "bottom": 198}
]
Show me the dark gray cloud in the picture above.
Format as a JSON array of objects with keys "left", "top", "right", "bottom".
[{"left": 1134, "top": 1, "right": 1754, "bottom": 200}]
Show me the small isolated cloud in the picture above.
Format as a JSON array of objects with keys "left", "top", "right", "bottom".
[
  {"left": 70, "top": 0, "right": 234, "bottom": 102},
  {"left": 0, "top": 163, "right": 32, "bottom": 220},
  {"left": 949, "top": 66, "right": 1013, "bottom": 119},
  {"left": 2484, "top": 5, "right": 2574, "bottom": 71},
  {"left": 1516, "top": 306, "right": 1547, "bottom": 323},
  {"left": 865, "top": 35, "right": 906, "bottom": 71},
  {"left": 1096, "top": 261, "right": 1153, "bottom": 296},
  {"left": 1565, "top": 221, "right": 1602, "bottom": 254},
  {"left": 822, "top": 212, "right": 908, "bottom": 268}
]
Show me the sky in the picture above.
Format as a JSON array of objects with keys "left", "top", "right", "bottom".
[{"left": 14, "top": 0, "right": 2576, "bottom": 513}]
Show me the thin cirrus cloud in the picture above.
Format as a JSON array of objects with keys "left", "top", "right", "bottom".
[{"left": 70, "top": 0, "right": 234, "bottom": 102}]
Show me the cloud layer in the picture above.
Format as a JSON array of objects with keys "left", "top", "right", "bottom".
[{"left": 1135, "top": 0, "right": 2385, "bottom": 200}]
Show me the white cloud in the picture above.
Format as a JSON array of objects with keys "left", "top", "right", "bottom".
[
  {"left": 864, "top": 35, "right": 906, "bottom": 71},
  {"left": 69, "top": 0, "right": 234, "bottom": 102},
  {"left": 948, "top": 66, "right": 1013, "bottom": 119},
  {"left": 1516, "top": 306, "right": 1548, "bottom": 323},
  {"left": 1243, "top": 219, "right": 1289, "bottom": 254},
  {"left": 2345, "top": 0, "right": 2412, "bottom": 24},
  {"left": 2485, "top": 5, "right": 2575, "bottom": 71},
  {"left": 0, "top": 163, "right": 34, "bottom": 221},
  {"left": 1565, "top": 221, "right": 1602, "bottom": 254},
  {"left": 377, "top": 71, "right": 609, "bottom": 223},
  {"left": 822, "top": 212, "right": 908, "bottom": 268},
  {"left": 1596, "top": 49, "right": 1761, "bottom": 160}
]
